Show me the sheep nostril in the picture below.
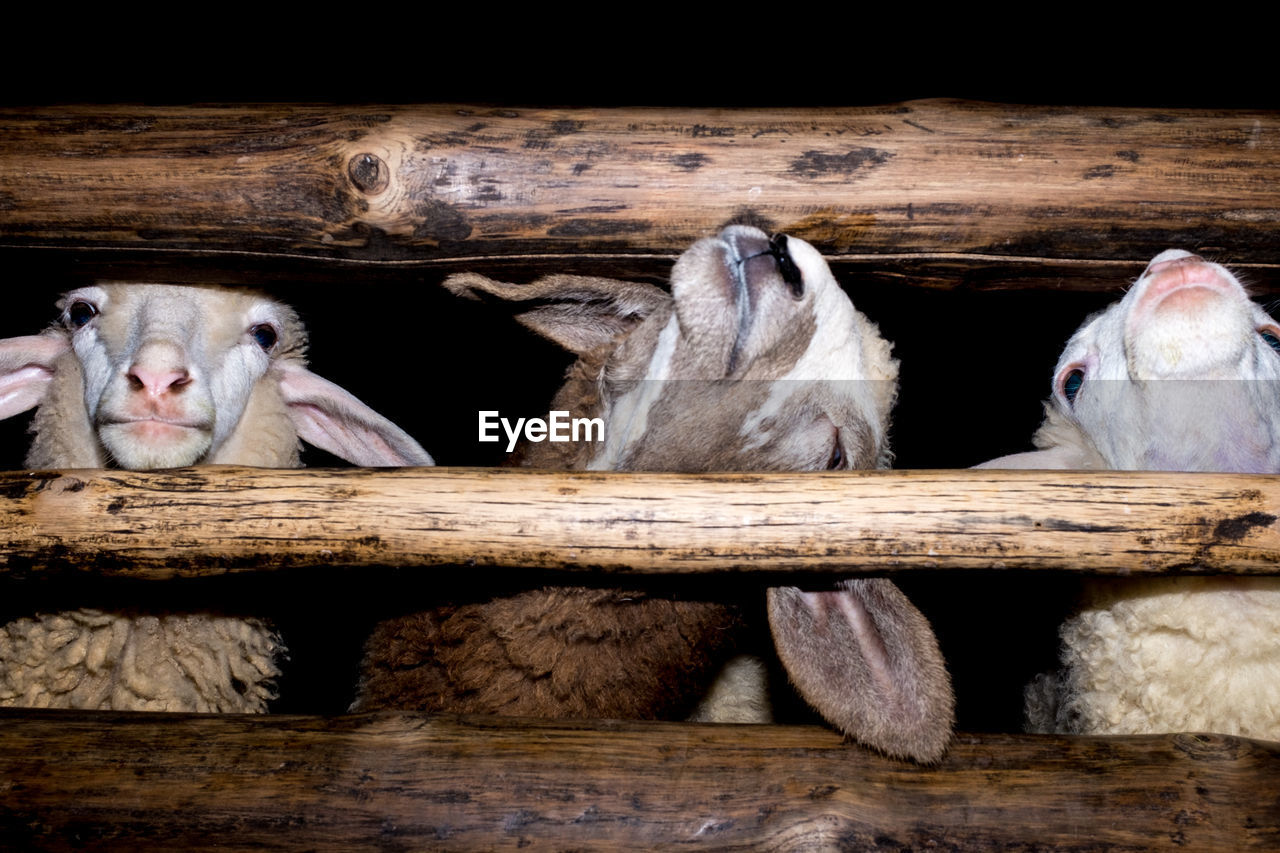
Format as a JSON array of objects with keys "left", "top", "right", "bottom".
[{"left": 769, "top": 234, "right": 804, "bottom": 298}]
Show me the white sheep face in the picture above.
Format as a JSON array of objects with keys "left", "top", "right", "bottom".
[
  {"left": 1, "top": 282, "right": 432, "bottom": 472},
  {"left": 63, "top": 284, "right": 303, "bottom": 469},
  {"left": 986, "top": 250, "right": 1280, "bottom": 473}
]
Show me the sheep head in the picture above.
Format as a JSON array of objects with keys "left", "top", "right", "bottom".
[
  {"left": 0, "top": 283, "right": 433, "bottom": 470},
  {"left": 979, "top": 250, "right": 1280, "bottom": 473},
  {"left": 448, "top": 224, "right": 898, "bottom": 473}
]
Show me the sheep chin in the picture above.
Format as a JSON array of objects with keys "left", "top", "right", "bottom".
[{"left": 98, "top": 420, "right": 213, "bottom": 469}]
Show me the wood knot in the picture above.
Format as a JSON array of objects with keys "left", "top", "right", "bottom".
[
  {"left": 1172, "top": 733, "right": 1245, "bottom": 762},
  {"left": 348, "top": 153, "right": 390, "bottom": 195}
]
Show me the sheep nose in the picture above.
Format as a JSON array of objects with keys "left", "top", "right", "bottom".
[
  {"left": 721, "top": 226, "right": 806, "bottom": 299},
  {"left": 127, "top": 364, "right": 192, "bottom": 397},
  {"left": 1142, "top": 249, "right": 1202, "bottom": 279},
  {"left": 769, "top": 234, "right": 804, "bottom": 298}
]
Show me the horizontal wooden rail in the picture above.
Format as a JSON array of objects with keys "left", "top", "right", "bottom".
[
  {"left": 1, "top": 466, "right": 1278, "bottom": 578},
  {"left": 0, "top": 710, "right": 1274, "bottom": 850},
  {"left": 4, "top": 102, "right": 1280, "bottom": 287}
]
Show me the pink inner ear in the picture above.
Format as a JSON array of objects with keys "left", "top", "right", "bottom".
[
  {"left": 275, "top": 363, "right": 434, "bottom": 467},
  {"left": 0, "top": 365, "right": 56, "bottom": 419},
  {"left": 767, "top": 579, "right": 954, "bottom": 763},
  {"left": 0, "top": 334, "right": 69, "bottom": 420},
  {"left": 287, "top": 401, "right": 401, "bottom": 466},
  {"left": 798, "top": 589, "right": 899, "bottom": 699}
]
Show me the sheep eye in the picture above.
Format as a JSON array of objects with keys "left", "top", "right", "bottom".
[
  {"left": 1260, "top": 328, "right": 1280, "bottom": 355},
  {"left": 1062, "top": 369, "right": 1085, "bottom": 405},
  {"left": 66, "top": 300, "right": 98, "bottom": 329},
  {"left": 826, "top": 442, "right": 844, "bottom": 470},
  {"left": 250, "top": 323, "right": 278, "bottom": 351}
]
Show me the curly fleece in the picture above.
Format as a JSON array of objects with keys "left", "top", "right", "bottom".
[{"left": 0, "top": 610, "right": 282, "bottom": 712}]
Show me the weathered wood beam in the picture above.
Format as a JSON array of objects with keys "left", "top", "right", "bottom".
[
  {"left": 2, "top": 466, "right": 1278, "bottom": 578},
  {"left": 0, "top": 710, "right": 1275, "bottom": 850},
  {"left": 3, "top": 102, "right": 1280, "bottom": 286}
]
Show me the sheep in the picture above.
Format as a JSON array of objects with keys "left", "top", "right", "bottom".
[
  {"left": 353, "top": 223, "right": 955, "bottom": 762},
  {"left": 977, "top": 249, "right": 1280, "bottom": 738},
  {"left": 0, "top": 282, "right": 433, "bottom": 712}
]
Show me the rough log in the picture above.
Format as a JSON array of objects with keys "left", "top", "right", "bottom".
[
  {"left": 0, "top": 710, "right": 1274, "bottom": 851},
  {"left": 2, "top": 466, "right": 1279, "bottom": 578},
  {"left": 3, "top": 102, "right": 1280, "bottom": 287}
]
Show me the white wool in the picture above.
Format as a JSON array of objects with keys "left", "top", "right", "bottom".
[
  {"left": 1027, "top": 578, "right": 1280, "bottom": 737},
  {"left": 687, "top": 654, "right": 774, "bottom": 724}
]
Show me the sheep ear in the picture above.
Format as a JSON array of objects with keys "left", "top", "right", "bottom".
[
  {"left": 767, "top": 579, "right": 955, "bottom": 763},
  {"left": 274, "top": 363, "right": 434, "bottom": 467},
  {"left": 444, "top": 272, "right": 669, "bottom": 355},
  {"left": 0, "top": 333, "right": 70, "bottom": 420},
  {"left": 973, "top": 445, "right": 1096, "bottom": 470}
]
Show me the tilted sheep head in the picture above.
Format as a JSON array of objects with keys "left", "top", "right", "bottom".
[
  {"left": 449, "top": 224, "right": 899, "bottom": 474},
  {"left": 980, "top": 249, "right": 1280, "bottom": 473}
]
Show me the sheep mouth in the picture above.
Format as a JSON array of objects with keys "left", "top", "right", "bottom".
[
  {"left": 1134, "top": 259, "right": 1238, "bottom": 319},
  {"left": 97, "top": 418, "right": 216, "bottom": 469},
  {"left": 99, "top": 415, "right": 212, "bottom": 429},
  {"left": 98, "top": 417, "right": 213, "bottom": 444},
  {"left": 719, "top": 228, "right": 804, "bottom": 302}
]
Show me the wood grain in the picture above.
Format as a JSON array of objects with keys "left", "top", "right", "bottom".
[
  {"left": 3, "top": 102, "right": 1280, "bottom": 287},
  {"left": 2, "top": 466, "right": 1278, "bottom": 578},
  {"left": 0, "top": 709, "right": 1275, "bottom": 850}
]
